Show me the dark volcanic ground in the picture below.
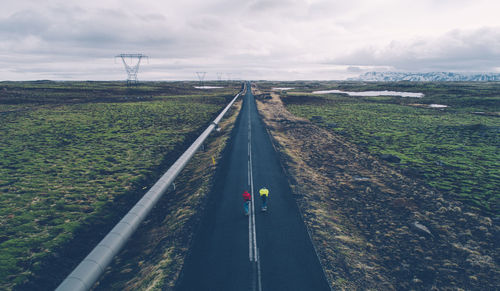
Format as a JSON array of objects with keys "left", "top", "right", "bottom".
[{"left": 254, "top": 86, "right": 500, "bottom": 290}]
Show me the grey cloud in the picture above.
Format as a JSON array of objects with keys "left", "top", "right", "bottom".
[
  {"left": 332, "top": 27, "right": 500, "bottom": 72},
  {"left": 245, "top": 0, "right": 309, "bottom": 12},
  {"left": 0, "top": 10, "right": 50, "bottom": 38},
  {"left": 2, "top": 0, "right": 500, "bottom": 80},
  {"left": 347, "top": 66, "right": 362, "bottom": 73},
  {"left": 0, "top": 5, "right": 186, "bottom": 59}
]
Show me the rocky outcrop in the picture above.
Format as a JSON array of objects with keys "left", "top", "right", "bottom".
[{"left": 379, "top": 154, "right": 401, "bottom": 163}]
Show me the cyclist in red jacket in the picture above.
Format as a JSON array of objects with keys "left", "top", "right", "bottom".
[{"left": 242, "top": 190, "right": 251, "bottom": 216}]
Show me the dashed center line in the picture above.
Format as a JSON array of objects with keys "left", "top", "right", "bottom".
[{"left": 247, "top": 92, "right": 262, "bottom": 291}]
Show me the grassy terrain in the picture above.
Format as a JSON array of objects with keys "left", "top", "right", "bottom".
[
  {"left": 254, "top": 83, "right": 500, "bottom": 290},
  {"left": 270, "top": 81, "right": 499, "bottom": 215},
  {"left": 0, "top": 81, "right": 240, "bottom": 289}
]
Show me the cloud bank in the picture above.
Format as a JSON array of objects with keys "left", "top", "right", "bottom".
[
  {"left": 1, "top": 0, "right": 500, "bottom": 80},
  {"left": 333, "top": 27, "right": 500, "bottom": 72}
]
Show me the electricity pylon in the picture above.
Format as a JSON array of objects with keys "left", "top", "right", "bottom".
[
  {"left": 115, "top": 53, "right": 148, "bottom": 86},
  {"left": 196, "top": 72, "right": 206, "bottom": 87}
]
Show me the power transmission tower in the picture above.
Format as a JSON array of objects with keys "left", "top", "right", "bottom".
[
  {"left": 216, "top": 72, "right": 223, "bottom": 81},
  {"left": 115, "top": 53, "right": 149, "bottom": 86},
  {"left": 196, "top": 72, "right": 206, "bottom": 87}
]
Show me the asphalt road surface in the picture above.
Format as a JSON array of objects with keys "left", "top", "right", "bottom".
[{"left": 176, "top": 83, "right": 330, "bottom": 291}]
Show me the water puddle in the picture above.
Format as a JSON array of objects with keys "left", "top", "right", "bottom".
[
  {"left": 428, "top": 104, "right": 448, "bottom": 108},
  {"left": 272, "top": 87, "right": 295, "bottom": 91},
  {"left": 353, "top": 176, "right": 371, "bottom": 181},
  {"left": 194, "top": 86, "right": 223, "bottom": 89},
  {"left": 312, "top": 89, "right": 424, "bottom": 98}
]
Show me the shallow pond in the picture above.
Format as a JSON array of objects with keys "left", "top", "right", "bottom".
[
  {"left": 312, "top": 89, "right": 424, "bottom": 98},
  {"left": 194, "top": 86, "right": 223, "bottom": 89},
  {"left": 428, "top": 104, "right": 448, "bottom": 108}
]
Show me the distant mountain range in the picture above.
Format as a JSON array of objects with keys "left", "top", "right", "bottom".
[{"left": 350, "top": 72, "right": 500, "bottom": 81}]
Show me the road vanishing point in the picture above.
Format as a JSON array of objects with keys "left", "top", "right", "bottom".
[{"left": 176, "top": 83, "right": 331, "bottom": 291}]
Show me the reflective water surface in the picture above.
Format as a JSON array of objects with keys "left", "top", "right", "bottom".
[{"left": 312, "top": 89, "right": 424, "bottom": 98}]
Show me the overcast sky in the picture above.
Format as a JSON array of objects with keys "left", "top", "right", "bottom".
[{"left": 1, "top": 0, "right": 500, "bottom": 80}]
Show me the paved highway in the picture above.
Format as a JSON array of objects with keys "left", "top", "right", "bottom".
[{"left": 176, "top": 83, "right": 330, "bottom": 291}]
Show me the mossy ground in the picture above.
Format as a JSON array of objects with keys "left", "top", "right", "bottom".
[
  {"left": 253, "top": 83, "right": 499, "bottom": 290},
  {"left": 271, "top": 81, "right": 499, "bottom": 216},
  {"left": 0, "top": 81, "right": 240, "bottom": 290}
]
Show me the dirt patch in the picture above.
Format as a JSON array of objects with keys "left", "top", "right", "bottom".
[{"left": 253, "top": 84, "right": 500, "bottom": 290}]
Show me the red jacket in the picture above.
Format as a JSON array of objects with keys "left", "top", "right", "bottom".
[{"left": 242, "top": 191, "right": 251, "bottom": 201}]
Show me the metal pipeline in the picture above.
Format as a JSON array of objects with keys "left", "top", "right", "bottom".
[{"left": 56, "top": 84, "right": 245, "bottom": 291}]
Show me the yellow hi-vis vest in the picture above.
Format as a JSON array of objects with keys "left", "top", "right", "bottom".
[{"left": 259, "top": 188, "right": 269, "bottom": 197}]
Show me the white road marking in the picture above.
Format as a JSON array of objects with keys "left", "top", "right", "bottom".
[
  {"left": 248, "top": 161, "right": 253, "bottom": 260},
  {"left": 247, "top": 97, "right": 253, "bottom": 261},
  {"left": 247, "top": 93, "right": 258, "bottom": 263},
  {"left": 246, "top": 91, "right": 261, "bottom": 291},
  {"left": 247, "top": 162, "right": 251, "bottom": 187},
  {"left": 250, "top": 148, "right": 257, "bottom": 262},
  {"left": 257, "top": 248, "right": 263, "bottom": 291}
]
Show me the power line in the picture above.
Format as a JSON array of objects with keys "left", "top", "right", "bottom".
[
  {"left": 115, "top": 54, "right": 149, "bottom": 86},
  {"left": 196, "top": 71, "right": 206, "bottom": 87}
]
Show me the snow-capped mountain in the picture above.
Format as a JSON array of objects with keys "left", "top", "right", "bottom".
[{"left": 351, "top": 72, "right": 500, "bottom": 81}]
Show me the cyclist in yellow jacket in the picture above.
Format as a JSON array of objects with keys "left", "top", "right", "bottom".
[{"left": 259, "top": 187, "right": 269, "bottom": 211}]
